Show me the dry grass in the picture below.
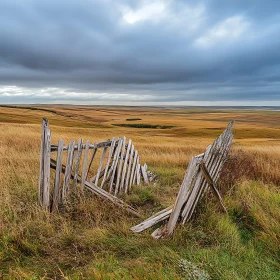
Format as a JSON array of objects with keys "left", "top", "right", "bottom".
[{"left": 1, "top": 105, "right": 280, "bottom": 279}]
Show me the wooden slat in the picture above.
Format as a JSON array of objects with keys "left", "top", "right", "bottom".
[
  {"left": 120, "top": 139, "right": 132, "bottom": 192},
  {"left": 141, "top": 164, "right": 149, "bottom": 185},
  {"left": 81, "top": 140, "right": 90, "bottom": 190},
  {"left": 39, "top": 118, "right": 48, "bottom": 205},
  {"left": 109, "top": 138, "right": 123, "bottom": 193},
  {"left": 42, "top": 121, "right": 51, "bottom": 210},
  {"left": 200, "top": 161, "right": 228, "bottom": 213},
  {"left": 50, "top": 159, "right": 142, "bottom": 218},
  {"left": 124, "top": 144, "right": 134, "bottom": 193},
  {"left": 114, "top": 136, "right": 126, "bottom": 195},
  {"left": 131, "top": 151, "right": 138, "bottom": 186},
  {"left": 73, "top": 139, "right": 83, "bottom": 190},
  {"left": 86, "top": 146, "right": 98, "bottom": 178},
  {"left": 131, "top": 207, "right": 172, "bottom": 233},
  {"left": 52, "top": 139, "right": 64, "bottom": 212},
  {"left": 62, "top": 140, "right": 75, "bottom": 199},
  {"left": 136, "top": 161, "right": 141, "bottom": 186},
  {"left": 50, "top": 139, "right": 115, "bottom": 152},
  {"left": 94, "top": 146, "right": 108, "bottom": 186},
  {"left": 100, "top": 137, "right": 116, "bottom": 189}
]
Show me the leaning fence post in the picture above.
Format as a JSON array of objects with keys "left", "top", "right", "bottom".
[{"left": 39, "top": 118, "right": 51, "bottom": 210}]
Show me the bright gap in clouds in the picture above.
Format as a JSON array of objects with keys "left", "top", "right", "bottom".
[{"left": 122, "top": 1, "right": 166, "bottom": 24}]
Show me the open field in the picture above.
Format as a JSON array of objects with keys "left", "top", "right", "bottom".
[{"left": 1, "top": 105, "right": 280, "bottom": 279}]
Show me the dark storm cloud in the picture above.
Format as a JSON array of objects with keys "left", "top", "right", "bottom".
[{"left": 0, "top": 0, "right": 280, "bottom": 104}]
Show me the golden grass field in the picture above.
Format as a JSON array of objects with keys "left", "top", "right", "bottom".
[{"left": 1, "top": 105, "right": 280, "bottom": 279}]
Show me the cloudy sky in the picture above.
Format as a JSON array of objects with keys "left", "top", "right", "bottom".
[{"left": 0, "top": 0, "right": 279, "bottom": 105}]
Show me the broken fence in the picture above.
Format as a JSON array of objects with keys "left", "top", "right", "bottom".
[
  {"left": 131, "top": 121, "right": 234, "bottom": 238},
  {"left": 38, "top": 118, "right": 149, "bottom": 215}
]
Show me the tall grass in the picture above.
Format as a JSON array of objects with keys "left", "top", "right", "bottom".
[{"left": 1, "top": 106, "right": 280, "bottom": 279}]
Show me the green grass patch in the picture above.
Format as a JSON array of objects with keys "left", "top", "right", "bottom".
[
  {"left": 112, "top": 123, "right": 175, "bottom": 129},
  {"left": 126, "top": 118, "right": 142, "bottom": 121}
]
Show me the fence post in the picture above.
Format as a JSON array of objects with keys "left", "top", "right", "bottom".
[{"left": 39, "top": 118, "right": 51, "bottom": 210}]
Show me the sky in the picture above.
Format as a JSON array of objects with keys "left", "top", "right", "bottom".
[{"left": 0, "top": 0, "right": 280, "bottom": 106}]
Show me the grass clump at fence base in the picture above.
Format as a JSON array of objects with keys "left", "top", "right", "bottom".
[{"left": 112, "top": 123, "right": 176, "bottom": 129}]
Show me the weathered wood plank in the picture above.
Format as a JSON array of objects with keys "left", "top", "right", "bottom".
[
  {"left": 86, "top": 146, "right": 98, "bottom": 178},
  {"left": 129, "top": 150, "right": 138, "bottom": 188},
  {"left": 124, "top": 144, "right": 134, "bottom": 193},
  {"left": 62, "top": 140, "right": 75, "bottom": 199},
  {"left": 94, "top": 146, "right": 108, "bottom": 186},
  {"left": 81, "top": 140, "right": 90, "bottom": 190},
  {"left": 100, "top": 137, "right": 116, "bottom": 189},
  {"left": 200, "top": 161, "right": 228, "bottom": 214},
  {"left": 39, "top": 118, "right": 48, "bottom": 206},
  {"left": 109, "top": 138, "right": 123, "bottom": 193},
  {"left": 50, "top": 159, "right": 142, "bottom": 218},
  {"left": 163, "top": 154, "right": 203, "bottom": 237},
  {"left": 50, "top": 139, "right": 115, "bottom": 152},
  {"left": 42, "top": 121, "right": 51, "bottom": 210},
  {"left": 52, "top": 139, "right": 64, "bottom": 212},
  {"left": 73, "top": 139, "right": 83, "bottom": 190},
  {"left": 131, "top": 207, "right": 172, "bottom": 233},
  {"left": 136, "top": 161, "right": 141, "bottom": 185},
  {"left": 120, "top": 139, "right": 132, "bottom": 192},
  {"left": 114, "top": 136, "right": 126, "bottom": 195},
  {"left": 141, "top": 164, "right": 149, "bottom": 185}
]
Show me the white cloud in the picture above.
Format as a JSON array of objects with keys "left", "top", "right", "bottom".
[
  {"left": 121, "top": 0, "right": 205, "bottom": 30},
  {"left": 122, "top": 1, "right": 166, "bottom": 24},
  {"left": 195, "top": 15, "right": 250, "bottom": 47}
]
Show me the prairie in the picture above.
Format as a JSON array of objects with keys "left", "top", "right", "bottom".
[{"left": 1, "top": 105, "right": 280, "bottom": 279}]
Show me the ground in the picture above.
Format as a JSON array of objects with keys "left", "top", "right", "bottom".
[{"left": 0, "top": 105, "right": 280, "bottom": 279}]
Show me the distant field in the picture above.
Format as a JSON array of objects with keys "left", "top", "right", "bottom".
[{"left": 1, "top": 105, "right": 280, "bottom": 279}]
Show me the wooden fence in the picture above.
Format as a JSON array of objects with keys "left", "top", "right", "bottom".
[
  {"left": 38, "top": 118, "right": 149, "bottom": 214},
  {"left": 131, "top": 121, "right": 234, "bottom": 238}
]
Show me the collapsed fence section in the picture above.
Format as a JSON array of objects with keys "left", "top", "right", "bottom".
[
  {"left": 38, "top": 118, "right": 149, "bottom": 213},
  {"left": 131, "top": 121, "right": 234, "bottom": 238}
]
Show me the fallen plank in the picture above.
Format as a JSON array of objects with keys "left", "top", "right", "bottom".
[{"left": 131, "top": 207, "right": 172, "bottom": 233}]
